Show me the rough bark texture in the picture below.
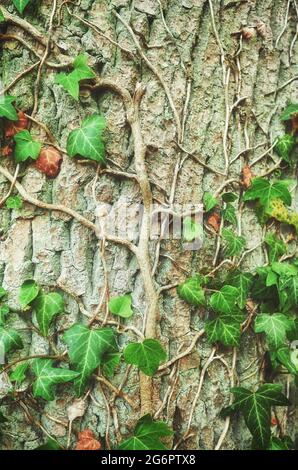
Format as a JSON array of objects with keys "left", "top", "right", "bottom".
[{"left": 0, "top": 0, "right": 297, "bottom": 450}]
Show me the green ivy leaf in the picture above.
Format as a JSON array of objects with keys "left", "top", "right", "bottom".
[
  {"left": 19, "top": 280, "right": 39, "bottom": 307},
  {"left": 63, "top": 324, "right": 118, "bottom": 395},
  {"left": 267, "top": 435, "right": 294, "bottom": 450},
  {"left": 280, "top": 103, "right": 298, "bottom": 121},
  {"left": 243, "top": 177, "right": 291, "bottom": 208},
  {"left": 109, "top": 294, "right": 133, "bottom": 318},
  {"left": 210, "top": 285, "right": 239, "bottom": 315},
  {"left": 228, "top": 271, "right": 254, "bottom": 309},
  {"left": 205, "top": 314, "right": 243, "bottom": 347},
  {"left": 177, "top": 276, "right": 205, "bottom": 306},
  {"left": 203, "top": 192, "right": 218, "bottom": 212},
  {"left": 222, "top": 384, "right": 290, "bottom": 449},
  {"left": 118, "top": 414, "right": 173, "bottom": 450},
  {"left": 10, "top": 361, "right": 30, "bottom": 385},
  {"left": 124, "top": 339, "right": 166, "bottom": 376},
  {"left": 222, "top": 229, "right": 246, "bottom": 257},
  {"left": 272, "top": 346, "right": 298, "bottom": 375},
  {"left": 278, "top": 275, "right": 298, "bottom": 311},
  {"left": 34, "top": 438, "right": 63, "bottom": 450},
  {"left": 33, "top": 292, "right": 64, "bottom": 336},
  {"left": 0, "top": 305, "right": 9, "bottom": 326},
  {"left": 222, "top": 204, "right": 237, "bottom": 225},
  {"left": 0, "top": 287, "right": 7, "bottom": 300},
  {"left": 55, "top": 54, "right": 95, "bottom": 100},
  {"left": 182, "top": 217, "right": 202, "bottom": 242},
  {"left": 12, "top": 0, "right": 31, "bottom": 15},
  {"left": 254, "top": 313, "right": 294, "bottom": 349},
  {"left": 265, "top": 234, "right": 287, "bottom": 263},
  {"left": 102, "top": 351, "right": 121, "bottom": 378},
  {"left": 0, "top": 326, "right": 23, "bottom": 354},
  {"left": 0, "top": 95, "right": 18, "bottom": 121},
  {"left": 0, "top": 8, "right": 5, "bottom": 22},
  {"left": 31, "top": 359, "right": 80, "bottom": 401},
  {"left": 271, "top": 262, "right": 297, "bottom": 277},
  {"left": 14, "top": 130, "right": 41, "bottom": 162},
  {"left": 275, "top": 134, "right": 295, "bottom": 163},
  {"left": 67, "top": 114, "right": 106, "bottom": 163},
  {"left": 222, "top": 192, "right": 237, "bottom": 203},
  {"left": 5, "top": 195, "right": 23, "bottom": 210}
]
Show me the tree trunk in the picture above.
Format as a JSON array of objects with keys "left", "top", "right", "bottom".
[{"left": 0, "top": 0, "right": 297, "bottom": 450}]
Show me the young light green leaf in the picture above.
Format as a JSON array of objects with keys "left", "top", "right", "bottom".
[
  {"left": 205, "top": 314, "right": 243, "bottom": 347},
  {"left": 177, "top": 276, "right": 205, "bottom": 306},
  {"left": 63, "top": 324, "right": 118, "bottom": 395},
  {"left": 109, "top": 294, "right": 133, "bottom": 318},
  {"left": 222, "top": 229, "right": 246, "bottom": 257},
  {"left": 275, "top": 134, "right": 295, "bottom": 163},
  {"left": 254, "top": 313, "right": 294, "bottom": 349},
  {"left": 203, "top": 192, "right": 218, "bottom": 212},
  {"left": 182, "top": 217, "right": 202, "bottom": 242},
  {"left": 222, "top": 384, "right": 290, "bottom": 449},
  {"left": 265, "top": 234, "right": 287, "bottom": 263},
  {"left": 12, "top": 0, "right": 31, "bottom": 15},
  {"left": 0, "top": 326, "right": 23, "bottom": 354},
  {"left": 33, "top": 292, "right": 64, "bottom": 336},
  {"left": 10, "top": 361, "right": 30, "bottom": 385},
  {"left": 209, "top": 285, "right": 239, "bottom": 315},
  {"left": 14, "top": 130, "right": 41, "bottom": 162},
  {"left": 222, "top": 204, "right": 237, "bottom": 225},
  {"left": 243, "top": 177, "right": 291, "bottom": 208},
  {"left": 0, "top": 95, "right": 18, "bottom": 120},
  {"left": 67, "top": 114, "right": 106, "bottom": 163},
  {"left": 5, "top": 195, "right": 23, "bottom": 210},
  {"left": 118, "top": 414, "right": 173, "bottom": 450},
  {"left": 0, "top": 8, "right": 5, "bottom": 22},
  {"left": 124, "top": 339, "right": 166, "bottom": 376},
  {"left": 280, "top": 103, "right": 298, "bottom": 121},
  {"left": 228, "top": 271, "right": 254, "bottom": 309},
  {"left": 31, "top": 359, "right": 80, "bottom": 401},
  {"left": 19, "top": 280, "right": 39, "bottom": 307},
  {"left": 55, "top": 54, "right": 95, "bottom": 100}
]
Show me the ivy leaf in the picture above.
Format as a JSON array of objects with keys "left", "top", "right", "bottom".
[
  {"left": 228, "top": 271, "right": 254, "bottom": 309},
  {"left": 31, "top": 359, "right": 80, "bottom": 401},
  {"left": 222, "top": 384, "right": 290, "bottom": 449},
  {"left": 55, "top": 54, "right": 95, "bottom": 100},
  {"left": 267, "top": 436, "right": 294, "bottom": 450},
  {"left": 19, "top": 280, "right": 39, "bottom": 307},
  {"left": 0, "top": 95, "right": 18, "bottom": 121},
  {"left": 0, "top": 8, "right": 5, "bottom": 22},
  {"left": 63, "top": 324, "right": 118, "bottom": 395},
  {"left": 222, "top": 192, "right": 237, "bottom": 203},
  {"left": 0, "top": 326, "right": 23, "bottom": 354},
  {"left": 280, "top": 103, "right": 298, "bottom": 121},
  {"left": 0, "top": 287, "right": 7, "bottom": 300},
  {"left": 33, "top": 292, "right": 64, "bottom": 336},
  {"left": 34, "top": 438, "right": 63, "bottom": 450},
  {"left": 177, "top": 276, "right": 205, "bottom": 306},
  {"left": 271, "top": 262, "right": 297, "bottom": 277},
  {"left": 275, "top": 134, "right": 295, "bottom": 163},
  {"left": 278, "top": 274, "right": 298, "bottom": 311},
  {"left": 124, "top": 339, "right": 166, "bottom": 376},
  {"left": 10, "top": 361, "right": 30, "bottom": 385},
  {"left": 67, "top": 114, "right": 106, "bottom": 163},
  {"left": 5, "top": 195, "right": 23, "bottom": 210},
  {"left": 254, "top": 313, "right": 294, "bottom": 349},
  {"left": 0, "top": 305, "right": 9, "bottom": 326},
  {"left": 243, "top": 177, "right": 291, "bottom": 208},
  {"left": 265, "top": 234, "right": 287, "bottom": 263},
  {"left": 203, "top": 192, "right": 218, "bottom": 212},
  {"left": 118, "top": 414, "right": 173, "bottom": 450},
  {"left": 14, "top": 130, "right": 41, "bottom": 162},
  {"left": 12, "top": 0, "right": 31, "bottom": 15},
  {"left": 205, "top": 314, "right": 243, "bottom": 347},
  {"left": 182, "top": 217, "right": 202, "bottom": 242},
  {"left": 222, "top": 204, "right": 237, "bottom": 225},
  {"left": 272, "top": 346, "right": 298, "bottom": 375},
  {"left": 35, "top": 146, "right": 62, "bottom": 178},
  {"left": 102, "top": 352, "right": 121, "bottom": 378},
  {"left": 222, "top": 229, "right": 246, "bottom": 257},
  {"left": 108, "top": 294, "right": 133, "bottom": 318},
  {"left": 210, "top": 285, "right": 239, "bottom": 315}
]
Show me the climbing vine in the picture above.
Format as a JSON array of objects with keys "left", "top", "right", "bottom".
[{"left": 0, "top": 0, "right": 297, "bottom": 452}]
